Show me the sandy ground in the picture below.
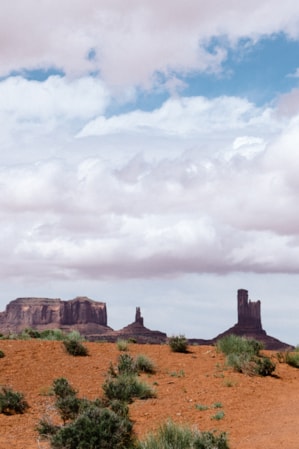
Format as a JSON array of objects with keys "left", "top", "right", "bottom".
[{"left": 0, "top": 340, "right": 298, "bottom": 449}]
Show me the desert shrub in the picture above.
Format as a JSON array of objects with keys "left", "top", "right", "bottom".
[
  {"left": 118, "top": 354, "right": 137, "bottom": 376},
  {"left": 285, "top": 350, "right": 299, "bottom": 368},
  {"left": 137, "top": 420, "right": 229, "bottom": 449},
  {"left": 117, "top": 339, "right": 129, "bottom": 351},
  {"left": 51, "top": 405, "right": 136, "bottom": 449},
  {"left": 216, "top": 335, "right": 262, "bottom": 356},
  {"left": 38, "top": 377, "right": 137, "bottom": 449},
  {"left": 56, "top": 395, "right": 84, "bottom": 424},
  {"left": 168, "top": 335, "right": 189, "bottom": 353},
  {"left": 217, "top": 335, "right": 275, "bottom": 376},
  {"left": 21, "top": 327, "right": 41, "bottom": 339},
  {"left": 254, "top": 355, "right": 276, "bottom": 376},
  {"left": 63, "top": 339, "right": 89, "bottom": 356},
  {"left": 103, "top": 375, "right": 156, "bottom": 403},
  {"left": 0, "top": 349, "right": 5, "bottom": 358},
  {"left": 108, "top": 399, "right": 130, "bottom": 418},
  {"left": 53, "top": 378, "right": 77, "bottom": 399},
  {"left": 37, "top": 418, "right": 59, "bottom": 437},
  {"left": 40, "top": 329, "right": 65, "bottom": 340},
  {"left": 211, "top": 411, "right": 225, "bottom": 421},
  {"left": 128, "top": 337, "right": 137, "bottom": 343},
  {"left": 134, "top": 354, "right": 156, "bottom": 374},
  {"left": 0, "top": 387, "right": 29, "bottom": 415},
  {"left": 226, "top": 352, "right": 253, "bottom": 374}
]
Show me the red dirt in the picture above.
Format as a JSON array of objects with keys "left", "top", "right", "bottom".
[{"left": 0, "top": 340, "right": 298, "bottom": 449}]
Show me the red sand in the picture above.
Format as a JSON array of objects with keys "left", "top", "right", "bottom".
[{"left": 0, "top": 340, "right": 298, "bottom": 449}]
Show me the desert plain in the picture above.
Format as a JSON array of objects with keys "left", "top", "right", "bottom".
[{"left": 0, "top": 340, "right": 298, "bottom": 449}]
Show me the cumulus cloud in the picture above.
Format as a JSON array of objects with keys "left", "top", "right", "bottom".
[
  {"left": 0, "top": 75, "right": 109, "bottom": 122},
  {"left": 1, "top": 1, "right": 299, "bottom": 88},
  {"left": 77, "top": 96, "right": 277, "bottom": 138},
  {"left": 0, "top": 91, "right": 298, "bottom": 282}
]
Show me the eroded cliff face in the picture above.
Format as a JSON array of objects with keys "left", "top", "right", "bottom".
[{"left": 0, "top": 297, "right": 110, "bottom": 335}]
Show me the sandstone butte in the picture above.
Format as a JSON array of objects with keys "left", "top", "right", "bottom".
[
  {"left": 0, "top": 289, "right": 297, "bottom": 449},
  {"left": 0, "top": 289, "right": 292, "bottom": 350}
]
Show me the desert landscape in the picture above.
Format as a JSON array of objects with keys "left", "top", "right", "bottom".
[{"left": 0, "top": 339, "right": 298, "bottom": 449}]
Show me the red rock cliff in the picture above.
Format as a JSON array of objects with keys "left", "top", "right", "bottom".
[{"left": 0, "top": 297, "right": 110, "bottom": 335}]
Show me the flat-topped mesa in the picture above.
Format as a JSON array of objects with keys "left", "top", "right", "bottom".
[
  {"left": 237, "top": 289, "right": 262, "bottom": 330},
  {"left": 0, "top": 297, "right": 110, "bottom": 335}
]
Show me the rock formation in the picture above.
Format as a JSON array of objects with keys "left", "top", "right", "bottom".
[
  {"left": 89, "top": 307, "right": 167, "bottom": 344},
  {"left": 189, "top": 289, "right": 292, "bottom": 350},
  {"left": 0, "top": 297, "right": 112, "bottom": 335}
]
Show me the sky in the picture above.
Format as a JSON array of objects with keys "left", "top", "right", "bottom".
[{"left": 1, "top": 1, "right": 299, "bottom": 345}]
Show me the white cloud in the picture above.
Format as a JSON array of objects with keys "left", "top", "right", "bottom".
[
  {"left": 77, "top": 96, "right": 278, "bottom": 138},
  {"left": 1, "top": 1, "right": 299, "bottom": 88},
  {"left": 0, "top": 75, "right": 109, "bottom": 122},
  {"left": 0, "top": 99, "right": 298, "bottom": 283}
]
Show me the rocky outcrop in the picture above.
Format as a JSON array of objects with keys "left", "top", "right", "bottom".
[
  {"left": 89, "top": 307, "right": 167, "bottom": 344},
  {"left": 0, "top": 297, "right": 111, "bottom": 335},
  {"left": 190, "top": 289, "right": 292, "bottom": 350}
]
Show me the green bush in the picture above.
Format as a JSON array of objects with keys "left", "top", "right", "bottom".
[
  {"left": 109, "top": 399, "right": 130, "bottom": 418},
  {"left": 51, "top": 405, "right": 136, "bottom": 449},
  {"left": 40, "top": 329, "right": 65, "bottom": 340},
  {"left": 56, "top": 395, "right": 83, "bottom": 424},
  {"left": 134, "top": 355, "right": 156, "bottom": 374},
  {"left": 37, "top": 418, "right": 59, "bottom": 437},
  {"left": 117, "top": 339, "right": 129, "bottom": 351},
  {"left": 103, "top": 375, "right": 156, "bottom": 403},
  {"left": 285, "top": 351, "right": 299, "bottom": 368},
  {"left": 216, "top": 335, "right": 263, "bottom": 356},
  {"left": 254, "top": 355, "right": 276, "bottom": 376},
  {"left": 217, "top": 335, "right": 275, "bottom": 376},
  {"left": 137, "top": 420, "right": 229, "bottom": 449},
  {"left": 0, "top": 349, "right": 5, "bottom": 358},
  {"left": 53, "top": 378, "right": 77, "bottom": 399},
  {"left": 118, "top": 354, "right": 138, "bottom": 376},
  {"left": 21, "top": 327, "right": 41, "bottom": 339},
  {"left": 63, "top": 339, "right": 89, "bottom": 356},
  {"left": 211, "top": 411, "right": 225, "bottom": 421},
  {"left": 0, "top": 387, "right": 29, "bottom": 415},
  {"left": 168, "top": 335, "right": 189, "bottom": 353}
]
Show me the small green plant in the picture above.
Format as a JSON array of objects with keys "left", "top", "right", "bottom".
[
  {"left": 213, "top": 402, "right": 223, "bottom": 408},
  {"left": 216, "top": 334, "right": 263, "bottom": 356},
  {"left": 168, "top": 335, "right": 189, "bottom": 353},
  {"left": 50, "top": 405, "right": 136, "bottom": 449},
  {"left": 117, "top": 339, "right": 129, "bottom": 351},
  {"left": 20, "top": 327, "right": 41, "bottom": 339},
  {"left": 138, "top": 420, "right": 229, "bottom": 449},
  {"left": 52, "top": 377, "right": 77, "bottom": 399},
  {"left": 217, "top": 335, "right": 275, "bottom": 376},
  {"left": 103, "top": 375, "right": 156, "bottom": 403},
  {"left": 40, "top": 329, "right": 65, "bottom": 340},
  {"left": 36, "top": 418, "right": 59, "bottom": 437},
  {"left": 63, "top": 338, "right": 89, "bottom": 356},
  {"left": 134, "top": 354, "right": 156, "bottom": 374},
  {"left": 223, "top": 379, "right": 235, "bottom": 387},
  {"left": 117, "top": 354, "right": 137, "bottom": 376},
  {"left": 195, "top": 403, "right": 209, "bottom": 411},
  {"left": 0, "top": 349, "right": 5, "bottom": 358},
  {"left": 211, "top": 411, "right": 225, "bottom": 421},
  {"left": 285, "top": 350, "right": 299, "bottom": 368},
  {"left": 0, "top": 387, "right": 29, "bottom": 415},
  {"left": 169, "top": 370, "right": 185, "bottom": 378}
]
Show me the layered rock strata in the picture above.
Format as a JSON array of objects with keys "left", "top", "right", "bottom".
[
  {"left": 0, "top": 297, "right": 111, "bottom": 335},
  {"left": 89, "top": 307, "right": 167, "bottom": 344}
]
